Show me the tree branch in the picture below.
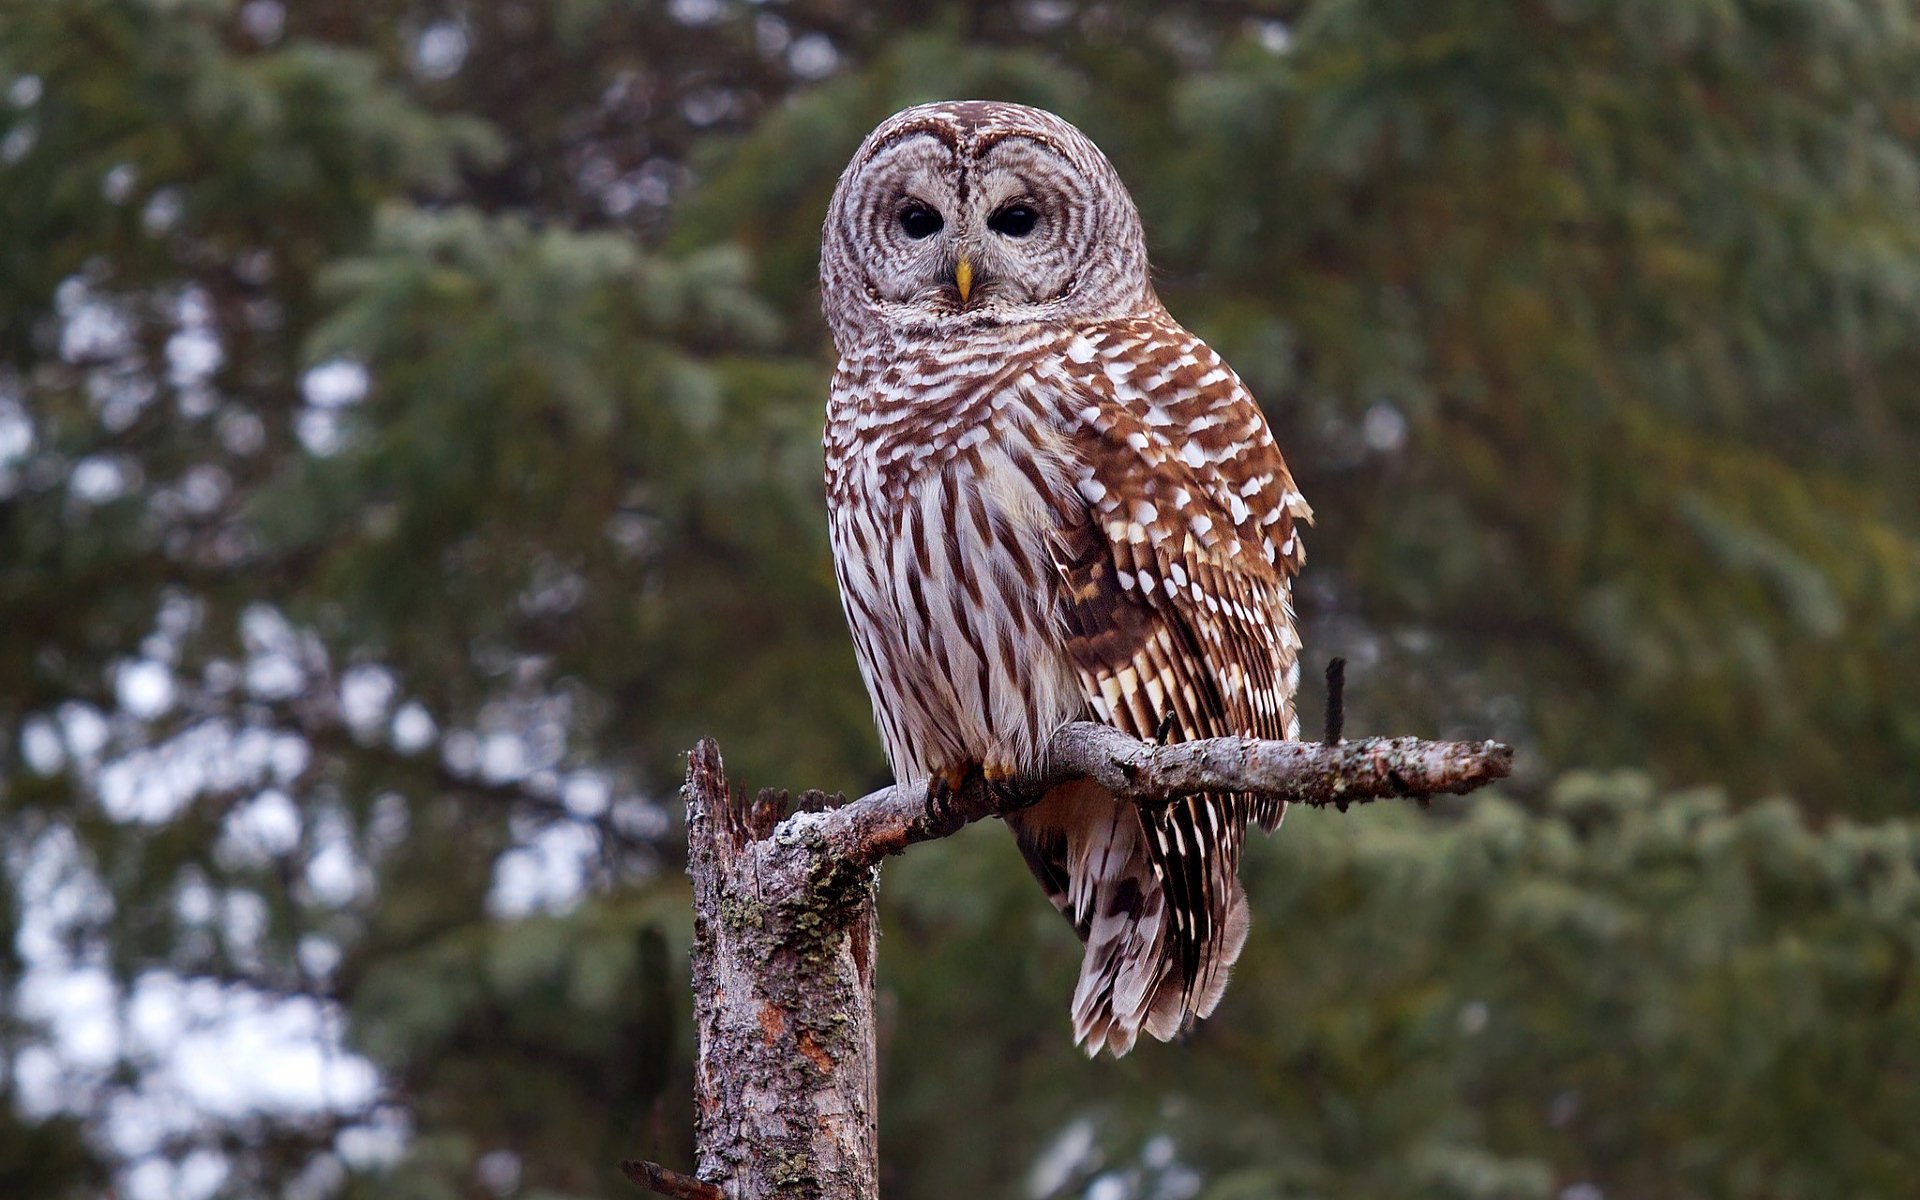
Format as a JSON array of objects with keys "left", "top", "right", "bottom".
[
  {"left": 664, "top": 722, "right": 1510, "bottom": 1199},
  {"left": 801, "top": 721, "right": 1513, "bottom": 871},
  {"left": 622, "top": 1159, "right": 724, "bottom": 1200}
]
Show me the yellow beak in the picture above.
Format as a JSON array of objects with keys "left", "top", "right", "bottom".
[{"left": 955, "top": 257, "right": 973, "bottom": 305}]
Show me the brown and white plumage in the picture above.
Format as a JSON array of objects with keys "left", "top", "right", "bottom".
[{"left": 820, "top": 102, "right": 1311, "bottom": 1055}]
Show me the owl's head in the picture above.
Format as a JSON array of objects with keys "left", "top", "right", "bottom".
[{"left": 820, "top": 101, "right": 1155, "bottom": 350}]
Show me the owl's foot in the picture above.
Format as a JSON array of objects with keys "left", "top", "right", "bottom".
[
  {"left": 926, "top": 766, "right": 969, "bottom": 831},
  {"left": 981, "top": 757, "right": 1039, "bottom": 813},
  {"left": 981, "top": 757, "right": 1020, "bottom": 786}
]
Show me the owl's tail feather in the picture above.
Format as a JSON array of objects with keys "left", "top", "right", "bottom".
[{"left": 1007, "top": 780, "right": 1250, "bottom": 1056}]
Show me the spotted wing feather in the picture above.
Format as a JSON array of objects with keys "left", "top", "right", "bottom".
[{"left": 1043, "top": 313, "right": 1311, "bottom": 1025}]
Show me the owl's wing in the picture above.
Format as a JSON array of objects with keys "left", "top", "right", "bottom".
[{"left": 1039, "top": 312, "right": 1311, "bottom": 1001}]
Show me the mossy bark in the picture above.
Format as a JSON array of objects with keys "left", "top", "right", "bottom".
[{"left": 684, "top": 740, "right": 879, "bottom": 1200}]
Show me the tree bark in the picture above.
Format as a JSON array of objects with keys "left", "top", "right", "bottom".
[
  {"left": 651, "top": 722, "right": 1512, "bottom": 1200},
  {"left": 683, "top": 740, "right": 880, "bottom": 1200}
]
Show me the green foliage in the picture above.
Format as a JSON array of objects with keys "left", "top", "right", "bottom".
[
  {"left": 683, "top": 3, "right": 1920, "bottom": 811},
  {"left": 346, "top": 894, "right": 691, "bottom": 1200},
  {"left": 1, "top": 1, "right": 1916, "bottom": 1198},
  {"left": 282, "top": 203, "right": 865, "bottom": 784},
  {"left": 880, "top": 773, "right": 1920, "bottom": 1200}
]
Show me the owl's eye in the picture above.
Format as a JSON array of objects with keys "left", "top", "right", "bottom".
[
  {"left": 988, "top": 203, "right": 1039, "bottom": 237},
  {"left": 898, "top": 204, "right": 943, "bottom": 239}
]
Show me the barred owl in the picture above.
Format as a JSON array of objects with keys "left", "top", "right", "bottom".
[{"left": 821, "top": 101, "right": 1311, "bottom": 1055}]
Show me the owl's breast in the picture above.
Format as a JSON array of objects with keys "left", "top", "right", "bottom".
[
  {"left": 826, "top": 374, "right": 1085, "bottom": 785},
  {"left": 825, "top": 330, "right": 1078, "bottom": 502}
]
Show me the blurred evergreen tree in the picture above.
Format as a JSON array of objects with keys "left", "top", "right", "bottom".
[
  {"left": 0, "top": 2, "right": 1914, "bottom": 1199},
  {"left": 879, "top": 772, "right": 1920, "bottom": 1200}
]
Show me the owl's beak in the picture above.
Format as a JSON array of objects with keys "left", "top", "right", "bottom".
[{"left": 954, "top": 257, "right": 974, "bottom": 305}]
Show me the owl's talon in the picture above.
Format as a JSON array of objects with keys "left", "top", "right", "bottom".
[
  {"left": 926, "top": 765, "right": 970, "bottom": 828},
  {"left": 981, "top": 758, "right": 1042, "bottom": 813},
  {"left": 925, "top": 776, "right": 950, "bottom": 827}
]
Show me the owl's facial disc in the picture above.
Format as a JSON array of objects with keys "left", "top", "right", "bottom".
[
  {"left": 821, "top": 104, "right": 1154, "bottom": 346},
  {"left": 855, "top": 135, "right": 1085, "bottom": 320}
]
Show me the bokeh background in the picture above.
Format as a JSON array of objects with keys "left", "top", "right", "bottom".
[{"left": 3, "top": 1, "right": 1919, "bottom": 1198}]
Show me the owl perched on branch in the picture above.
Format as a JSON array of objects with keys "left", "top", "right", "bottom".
[{"left": 820, "top": 101, "right": 1312, "bottom": 1056}]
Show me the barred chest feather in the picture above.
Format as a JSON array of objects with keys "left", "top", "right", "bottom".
[{"left": 825, "top": 326, "right": 1086, "bottom": 784}]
